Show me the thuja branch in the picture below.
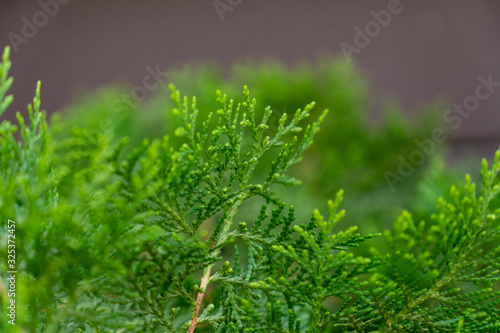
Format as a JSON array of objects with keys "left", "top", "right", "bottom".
[
  {"left": 379, "top": 153, "right": 500, "bottom": 331},
  {"left": 184, "top": 86, "right": 325, "bottom": 332}
]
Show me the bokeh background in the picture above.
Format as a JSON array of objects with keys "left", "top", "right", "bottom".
[
  {"left": 3, "top": 2, "right": 500, "bottom": 331},
  {"left": 1, "top": 0, "right": 499, "bottom": 157}
]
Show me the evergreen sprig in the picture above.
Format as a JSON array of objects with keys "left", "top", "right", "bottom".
[{"left": 366, "top": 153, "right": 500, "bottom": 332}]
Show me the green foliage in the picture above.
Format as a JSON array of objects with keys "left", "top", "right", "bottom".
[
  {"left": 0, "top": 47, "right": 499, "bottom": 332},
  {"left": 368, "top": 156, "right": 500, "bottom": 331}
]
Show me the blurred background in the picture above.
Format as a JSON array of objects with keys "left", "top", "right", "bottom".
[
  {"left": 3, "top": 2, "right": 500, "bottom": 330},
  {"left": 1, "top": 0, "right": 500, "bottom": 234},
  {"left": 1, "top": 0, "right": 499, "bottom": 152}
]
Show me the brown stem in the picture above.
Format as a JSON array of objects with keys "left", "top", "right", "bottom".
[
  {"left": 186, "top": 198, "right": 245, "bottom": 332},
  {"left": 187, "top": 272, "right": 211, "bottom": 333}
]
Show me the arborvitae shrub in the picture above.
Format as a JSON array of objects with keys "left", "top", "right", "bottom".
[
  {"left": 0, "top": 46, "right": 499, "bottom": 332},
  {"left": 55, "top": 56, "right": 455, "bottom": 234}
]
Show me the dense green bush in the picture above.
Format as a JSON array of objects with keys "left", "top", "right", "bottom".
[
  {"left": 54, "top": 56, "right": 461, "bottom": 236},
  {"left": 1, "top": 46, "right": 499, "bottom": 332}
]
